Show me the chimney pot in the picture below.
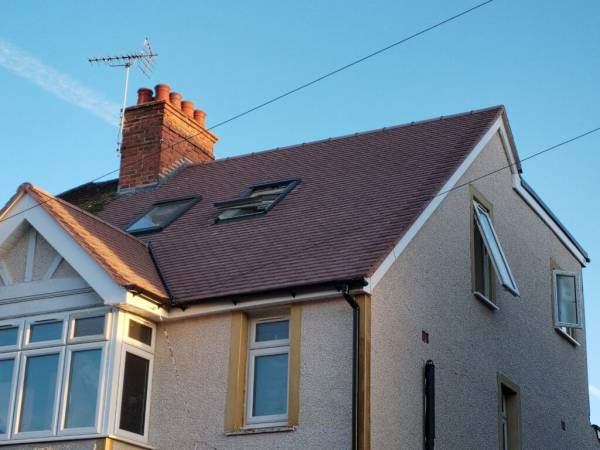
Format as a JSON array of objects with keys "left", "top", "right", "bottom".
[
  {"left": 194, "top": 109, "right": 207, "bottom": 126},
  {"left": 137, "top": 88, "right": 153, "bottom": 105},
  {"left": 181, "top": 100, "right": 195, "bottom": 118},
  {"left": 169, "top": 92, "right": 182, "bottom": 110},
  {"left": 155, "top": 84, "right": 171, "bottom": 101}
]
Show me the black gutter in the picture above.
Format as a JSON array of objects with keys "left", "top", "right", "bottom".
[
  {"left": 341, "top": 284, "right": 359, "bottom": 450},
  {"left": 519, "top": 178, "right": 590, "bottom": 263}
]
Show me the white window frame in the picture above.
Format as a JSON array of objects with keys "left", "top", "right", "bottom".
[
  {"left": 245, "top": 317, "right": 290, "bottom": 427},
  {"left": 0, "top": 307, "right": 111, "bottom": 443},
  {"left": 0, "top": 352, "right": 19, "bottom": 441},
  {"left": 124, "top": 316, "right": 155, "bottom": 353},
  {"left": 68, "top": 308, "right": 112, "bottom": 345},
  {"left": 23, "top": 315, "right": 67, "bottom": 349},
  {"left": 58, "top": 341, "right": 108, "bottom": 436},
  {"left": 552, "top": 270, "right": 582, "bottom": 329},
  {"left": 114, "top": 344, "right": 154, "bottom": 443},
  {"left": 0, "top": 320, "right": 24, "bottom": 353},
  {"left": 12, "top": 347, "right": 65, "bottom": 440},
  {"left": 473, "top": 201, "right": 520, "bottom": 297}
]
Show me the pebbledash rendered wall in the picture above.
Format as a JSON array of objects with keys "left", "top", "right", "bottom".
[
  {"left": 146, "top": 298, "right": 353, "bottom": 450},
  {"left": 371, "top": 132, "right": 598, "bottom": 449}
]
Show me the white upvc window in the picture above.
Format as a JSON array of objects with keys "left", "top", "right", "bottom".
[
  {"left": 0, "top": 353, "right": 18, "bottom": 441},
  {"left": 553, "top": 270, "right": 582, "bottom": 329},
  {"left": 473, "top": 201, "right": 520, "bottom": 297},
  {"left": 114, "top": 315, "right": 154, "bottom": 442},
  {"left": 246, "top": 317, "right": 290, "bottom": 427},
  {"left": 58, "top": 342, "right": 107, "bottom": 435},
  {"left": 0, "top": 307, "right": 110, "bottom": 443}
]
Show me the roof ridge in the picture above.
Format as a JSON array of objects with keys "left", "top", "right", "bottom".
[
  {"left": 195, "top": 105, "right": 505, "bottom": 167},
  {"left": 23, "top": 183, "right": 150, "bottom": 250}
]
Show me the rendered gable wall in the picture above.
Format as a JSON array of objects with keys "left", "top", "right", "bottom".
[
  {"left": 0, "top": 221, "right": 102, "bottom": 321},
  {"left": 371, "top": 132, "right": 597, "bottom": 448}
]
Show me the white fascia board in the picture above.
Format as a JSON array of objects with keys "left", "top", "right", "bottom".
[
  {"left": 364, "top": 117, "right": 506, "bottom": 293},
  {"left": 511, "top": 175, "right": 587, "bottom": 265},
  {"left": 165, "top": 288, "right": 344, "bottom": 322},
  {"left": 0, "top": 193, "right": 128, "bottom": 304}
]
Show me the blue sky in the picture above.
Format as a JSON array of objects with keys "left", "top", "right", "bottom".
[{"left": 1, "top": 0, "right": 599, "bottom": 424}]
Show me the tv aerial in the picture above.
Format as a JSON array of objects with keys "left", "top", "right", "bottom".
[{"left": 89, "top": 38, "right": 157, "bottom": 151}]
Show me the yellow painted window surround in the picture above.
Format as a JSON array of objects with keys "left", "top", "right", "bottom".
[{"left": 224, "top": 304, "right": 301, "bottom": 432}]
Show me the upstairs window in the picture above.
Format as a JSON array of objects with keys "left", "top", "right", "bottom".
[
  {"left": 215, "top": 179, "right": 299, "bottom": 221},
  {"left": 126, "top": 197, "right": 199, "bottom": 234},
  {"left": 552, "top": 270, "right": 582, "bottom": 344},
  {"left": 246, "top": 317, "right": 290, "bottom": 427},
  {"left": 473, "top": 200, "right": 519, "bottom": 299}
]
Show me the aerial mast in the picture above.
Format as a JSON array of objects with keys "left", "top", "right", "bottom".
[{"left": 88, "top": 38, "right": 157, "bottom": 151}]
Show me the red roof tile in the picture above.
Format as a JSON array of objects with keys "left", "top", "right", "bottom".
[
  {"left": 21, "top": 184, "right": 168, "bottom": 301},
  {"left": 94, "top": 106, "right": 505, "bottom": 303}
]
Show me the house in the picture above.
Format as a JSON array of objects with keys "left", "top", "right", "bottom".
[{"left": 0, "top": 83, "right": 597, "bottom": 450}]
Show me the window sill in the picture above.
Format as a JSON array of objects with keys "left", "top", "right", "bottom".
[
  {"left": 554, "top": 327, "right": 580, "bottom": 347},
  {"left": 473, "top": 291, "right": 499, "bottom": 311},
  {"left": 225, "top": 425, "right": 296, "bottom": 436}
]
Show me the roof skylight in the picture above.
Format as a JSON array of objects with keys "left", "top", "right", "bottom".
[
  {"left": 215, "top": 179, "right": 299, "bottom": 221},
  {"left": 126, "top": 197, "right": 199, "bottom": 234}
]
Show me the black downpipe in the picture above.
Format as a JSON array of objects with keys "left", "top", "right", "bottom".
[
  {"left": 424, "top": 360, "right": 435, "bottom": 450},
  {"left": 342, "top": 285, "right": 359, "bottom": 450}
]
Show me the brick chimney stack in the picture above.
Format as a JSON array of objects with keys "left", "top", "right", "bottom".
[{"left": 118, "top": 83, "right": 218, "bottom": 192}]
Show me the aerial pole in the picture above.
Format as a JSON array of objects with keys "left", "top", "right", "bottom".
[{"left": 88, "top": 38, "right": 157, "bottom": 152}]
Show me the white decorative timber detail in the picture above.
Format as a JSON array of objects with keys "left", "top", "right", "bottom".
[
  {"left": 24, "top": 229, "right": 37, "bottom": 282},
  {"left": 0, "top": 194, "right": 128, "bottom": 305},
  {"left": 0, "top": 261, "right": 12, "bottom": 285},
  {"left": 43, "top": 254, "right": 64, "bottom": 280}
]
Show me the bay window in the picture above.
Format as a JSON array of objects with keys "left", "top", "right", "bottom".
[{"left": 0, "top": 308, "right": 155, "bottom": 444}]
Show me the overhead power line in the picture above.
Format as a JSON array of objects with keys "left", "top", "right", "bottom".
[
  {"left": 166, "top": 0, "right": 495, "bottom": 149},
  {"left": 436, "top": 125, "right": 600, "bottom": 198},
  {"left": 1, "top": 125, "right": 598, "bottom": 227}
]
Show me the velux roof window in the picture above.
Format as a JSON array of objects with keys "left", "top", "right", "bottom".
[
  {"left": 215, "top": 179, "right": 299, "bottom": 221},
  {"left": 126, "top": 197, "right": 199, "bottom": 234},
  {"left": 473, "top": 200, "right": 520, "bottom": 296}
]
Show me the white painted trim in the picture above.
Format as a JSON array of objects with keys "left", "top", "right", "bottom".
[
  {"left": 365, "top": 117, "right": 505, "bottom": 293},
  {"left": 0, "top": 262, "right": 13, "bottom": 286},
  {"left": 113, "top": 343, "right": 153, "bottom": 443},
  {"left": 512, "top": 175, "right": 587, "bottom": 265},
  {"left": 0, "top": 352, "right": 20, "bottom": 441},
  {"left": 246, "top": 317, "right": 290, "bottom": 427},
  {"left": 57, "top": 342, "right": 107, "bottom": 436},
  {"left": 23, "top": 230, "right": 36, "bottom": 283},
  {"left": 43, "top": 255, "right": 64, "bottom": 280},
  {"left": 12, "top": 347, "right": 65, "bottom": 439},
  {"left": 0, "top": 194, "right": 128, "bottom": 304},
  {"left": 0, "top": 277, "right": 89, "bottom": 303},
  {"left": 165, "top": 289, "right": 344, "bottom": 322}
]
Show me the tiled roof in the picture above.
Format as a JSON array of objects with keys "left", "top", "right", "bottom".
[
  {"left": 20, "top": 184, "right": 169, "bottom": 301},
  {"left": 91, "top": 106, "right": 505, "bottom": 303}
]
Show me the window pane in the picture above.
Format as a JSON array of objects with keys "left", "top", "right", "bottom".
[
  {"left": 0, "top": 327, "right": 18, "bottom": 347},
  {"left": 256, "top": 321, "right": 289, "bottom": 342},
  {"left": 30, "top": 321, "right": 62, "bottom": 343},
  {"left": 74, "top": 316, "right": 105, "bottom": 338},
  {"left": 126, "top": 199, "right": 194, "bottom": 233},
  {"left": 253, "top": 353, "right": 288, "bottom": 416},
  {"left": 128, "top": 321, "right": 152, "bottom": 346},
  {"left": 65, "top": 349, "right": 102, "bottom": 429},
  {"left": 557, "top": 275, "right": 578, "bottom": 324},
  {"left": 19, "top": 353, "right": 59, "bottom": 432},
  {"left": 119, "top": 352, "right": 150, "bottom": 435},
  {"left": 0, "top": 359, "right": 14, "bottom": 434},
  {"left": 474, "top": 206, "right": 518, "bottom": 294}
]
